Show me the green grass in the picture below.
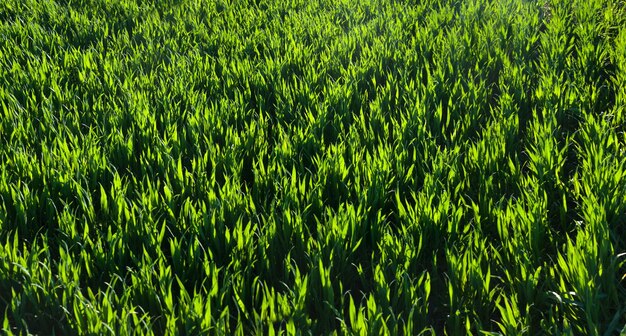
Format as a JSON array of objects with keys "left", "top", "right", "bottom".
[{"left": 1, "top": 0, "right": 626, "bottom": 334}]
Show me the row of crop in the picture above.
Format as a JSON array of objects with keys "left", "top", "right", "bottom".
[{"left": 1, "top": 0, "right": 626, "bottom": 334}]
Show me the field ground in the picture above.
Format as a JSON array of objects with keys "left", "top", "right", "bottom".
[{"left": 1, "top": 0, "right": 626, "bottom": 334}]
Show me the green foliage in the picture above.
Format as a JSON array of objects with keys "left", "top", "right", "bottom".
[{"left": 1, "top": 0, "right": 625, "bottom": 334}]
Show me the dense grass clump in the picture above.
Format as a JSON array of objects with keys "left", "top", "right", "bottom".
[{"left": 1, "top": 0, "right": 626, "bottom": 334}]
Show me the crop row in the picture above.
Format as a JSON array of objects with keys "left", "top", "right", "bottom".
[{"left": 1, "top": 0, "right": 625, "bottom": 334}]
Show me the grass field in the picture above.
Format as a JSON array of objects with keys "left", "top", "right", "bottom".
[{"left": 1, "top": 0, "right": 626, "bottom": 334}]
